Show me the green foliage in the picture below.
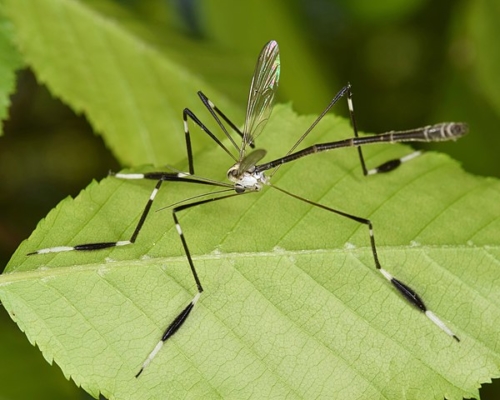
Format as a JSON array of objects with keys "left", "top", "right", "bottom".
[
  {"left": 3, "top": 106, "right": 500, "bottom": 399},
  {"left": 1, "top": 0, "right": 500, "bottom": 399},
  {"left": 0, "top": 5, "right": 23, "bottom": 131},
  {"left": 2, "top": 0, "right": 242, "bottom": 166}
]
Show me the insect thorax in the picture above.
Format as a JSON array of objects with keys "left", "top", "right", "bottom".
[{"left": 227, "top": 164, "right": 268, "bottom": 193}]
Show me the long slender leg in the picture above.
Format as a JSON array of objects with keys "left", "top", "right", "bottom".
[
  {"left": 184, "top": 89, "right": 262, "bottom": 175},
  {"left": 269, "top": 83, "right": 422, "bottom": 178},
  {"left": 346, "top": 85, "right": 422, "bottom": 176},
  {"left": 27, "top": 172, "right": 225, "bottom": 256},
  {"left": 197, "top": 91, "right": 255, "bottom": 149},
  {"left": 271, "top": 184, "right": 459, "bottom": 342},
  {"left": 269, "top": 84, "right": 351, "bottom": 178},
  {"left": 135, "top": 192, "right": 242, "bottom": 377},
  {"left": 183, "top": 91, "right": 260, "bottom": 175},
  {"left": 30, "top": 90, "right": 245, "bottom": 255},
  {"left": 183, "top": 108, "right": 238, "bottom": 175}
]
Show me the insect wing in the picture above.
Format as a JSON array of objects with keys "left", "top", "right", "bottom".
[
  {"left": 241, "top": 40, "right": 280, "bottom": 158},
  {"left": 238, "top": 149, "right": 267, "bottom": 175}
]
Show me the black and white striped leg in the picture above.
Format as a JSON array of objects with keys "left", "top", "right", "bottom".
[
  {"left": 197, "top": 91, "right": 255, "bottom": 149},
  {"left": 378, "top": 269, "right": 460, "bottom": 341},
  {"left": 27, "top": 172, "right": 191, "bottom": 256},
  {"left": 183, "top": 90, "right": 255, "bottom": 175},
  {"left": 364, "top": 150, "right": 422, "bottom": 175},
  {"left": 183, "top": 108, "right": 237, "bottom": 175},
  {"left": 346, "top": 84, "right": 423, "bottom": 176},
  {"left": 183, "top": 91, "right": 258, "bottom": 175},
  {"left": 135, "top": 192, "right": 242, "bottom": 377},
  {"left": 134, "top": 291, "right": 202, "bottom": 378},
  {"left": 272, "top": 185, "right": 460, "bottom": 342}
]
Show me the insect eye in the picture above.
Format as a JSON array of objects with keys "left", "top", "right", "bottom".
[
  {"left": 227, "top": 167, "right": 238, "bottom": 179},
  {"left": 235, "top": 185, "right": 246, "bottom": 194}
]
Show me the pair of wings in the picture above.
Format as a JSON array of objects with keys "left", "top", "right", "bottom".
[{"left": 239, "top": 40, "right": 281, "bottom": 161}]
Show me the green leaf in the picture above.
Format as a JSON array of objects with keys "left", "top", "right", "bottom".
[
  {"left": 2, "top": 105, "right": 499, "bottom": 399},
  {"left": 0, "top": 5, "right": 24, "bottom": 133},
  {"left": 3, "top": 0, "right": 243, "bottom": 166}
]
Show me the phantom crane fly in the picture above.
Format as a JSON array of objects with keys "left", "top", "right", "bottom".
[{"left": 29, "top": 40, "right": 468, "bottom": 377}]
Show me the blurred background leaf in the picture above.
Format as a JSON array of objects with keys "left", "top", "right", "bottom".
[
  {"left": 0, "top": 5, "right": 24, "bottom": 130},
  {"left": 0, "top": 0, "right": 499, "bottom": 398}
]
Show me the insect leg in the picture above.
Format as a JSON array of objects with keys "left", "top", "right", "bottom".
[
  {"left": 184, "top": 90, "right": 251, "bottom": 175},
  {"left": 346, "top": 85, "right": 422, "bottom": 176},
  {"left": 27, "top": 172, "right": 213, "bottom": 256},
  {"left": 135, "top": 192, "right": 242, "bottom": 377},
  {"left": 271, "top": 184, "right": 460, "bottom": 341}
]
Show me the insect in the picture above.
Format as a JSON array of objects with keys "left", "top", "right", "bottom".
[{"left": 29, "top": 40, "right": 468, "bottom": 377}]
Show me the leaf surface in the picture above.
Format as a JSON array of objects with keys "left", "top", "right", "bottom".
[
  {"left": 3, "top": 0, "right": 243, "bottom": 166},
  {"left": 2, "top": 106, "right": 500, "bottom": 399},
  {"left": 0, "top": 5, "right": 23, "bottom": 132}
]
